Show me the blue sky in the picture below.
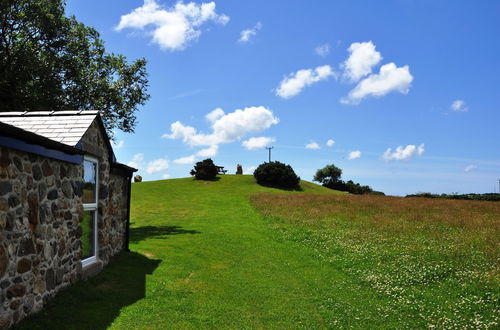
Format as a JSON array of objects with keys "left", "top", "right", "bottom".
[{"left": 67, "top": 0, "right": 500, "bottom": 196}]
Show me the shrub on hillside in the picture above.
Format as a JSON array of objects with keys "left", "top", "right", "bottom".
[
  {"left": 253, "top": 161, "right": 300, "bottom": 189},
  {"left": 190, "top": 158, "right": 218, "bottom": 180},
  {"left": 236, "top": 164, "right": 243, "bottom": 175},
  {"left": 314, "top": 164, "right": 384, "bottom": 195}
]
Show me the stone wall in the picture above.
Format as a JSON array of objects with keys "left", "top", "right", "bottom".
[
  {"left": 0, "top": 147, "right": 84, "bottom": 328},
  {"left": 0, "top": 118, "right": 131, "bottom": 328}
]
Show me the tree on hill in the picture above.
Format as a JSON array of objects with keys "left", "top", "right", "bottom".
[
  {"left": 313, "top": 164, "right": 383, "bottom": 195},
  {"left": 0, "top": 0, "right": 149, "bottom": 135},
  {"left": 313, "top": 164, "right": 342, "bottom": 187},
  {"left": 190, "top": 158, "right": 218, "bottom": 180}
]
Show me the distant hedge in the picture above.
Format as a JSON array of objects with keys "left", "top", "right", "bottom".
[{"left": 405, "top": 192, "right": 500, "bottom": 202}]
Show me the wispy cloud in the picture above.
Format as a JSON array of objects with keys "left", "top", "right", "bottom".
[
  {"left": 146, "top": 158, "right": 169, "bottom": 174},
  {"left": 314, "top": 43, "right": 330, "bottom": 57},
  {"left": 173, "top": 155, "right": 196, "bottom": 164},
  {"left": 382, "top": 144, "right": 424, "bottom": 161},
  {"left": 276, "top": 65, "right": 335, "bottom": 99},
  {"left": 305, "top": 141, "right": 321, "bottom": 150},
  {"left": 450, "top": 100, "right": 468, "bottom": 112},
  {"left": 242, "top": 137, "right": 275, "bottom": 150},
  {"left": 348, "top": 150, "right": 361, "bottom": 160},
  {"left": 238, "top": 22, "right": 262, "bottom": 43},
  {"left": 464, "top": 164, "right": 477, "bottom": 172}
]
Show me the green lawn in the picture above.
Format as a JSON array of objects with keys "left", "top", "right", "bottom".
[{"left": 16, "top": 175, "right": 499, "bottom": 329}]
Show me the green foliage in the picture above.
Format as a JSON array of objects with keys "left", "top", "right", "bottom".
[
  {"left": 189, "top": 158, "right": 218, "bottom": 180},
  {"left": 0, "top": 0, "right": 149, "bottom": 135},
  {"left": 406, "top": 192, "right": 500, "bottom": 201},
  {"left": 254, "top": 161, "right": 300, "bottom": 189},
  {"left": 314, "top": 163, "right": 383, "bottom": 195},
  {"left": 313, "top": 164, "right": 342, "bottom": 186},
  {"left": 236, "top": 164, "right": 243, "bottom": 175}
]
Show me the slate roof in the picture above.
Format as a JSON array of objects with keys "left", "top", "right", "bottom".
[{"left": 0, "top": 110, "right": 99, "bottom": 147}]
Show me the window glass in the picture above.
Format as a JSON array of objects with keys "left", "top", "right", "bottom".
[
  {"left": 83, "top": 160, "right": 96, "bottom": 204},
  {"left": 81, "top": 211, "right": 95, "bottom": 259}
]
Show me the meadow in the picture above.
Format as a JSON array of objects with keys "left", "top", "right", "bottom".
[{"left": 15, "top": 175, "right": 499, "bottom": 329}]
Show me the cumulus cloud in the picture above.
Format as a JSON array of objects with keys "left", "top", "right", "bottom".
[
  {"left": 342, "top": 41, "right": 382, "bottom": 82},
  {"left": 382, "top": 143, "right": 424, "bottom": 161},
  {"left": 450, "top": 100, "right": 468, "bottom": 112},
  {"left": 163, "top": 106, "right": 279, "bottom": 147},
  {"left": 326, "top": 139, "right": 335, "bottom": 147},
  {"left": 115, "top": 0, "right": 229, "bottom": 51},
  {"left": 464, "top": 164, "right": 477, "bottom": 172},
  {"left": 127, "top": 153, "right": 144, "bottom": 168},
  {"left": 146, "top": 158, "right": 169, "bottom": 174},
  {"left": 315, "top": 43, "right": 330, "bottom": 57},
  {"left": 348, "top": 150, "right": 361, "bottom": 160},
  {"left": 276, "top": 65, "right": 335, "bottom": 99},
  {"left": 173, "top": 155, "right": 196, "bottom": 164},
  {"left": 161, "top": 173, "right": 171, "bottom": 179},
  {"left": 305, "top": 141, "right": 321, "bottom": 150},
  {"left": 238, "top": 22, "right": 262, "bottom": 43},
  {"left": 196, "top": 145, "right": 218, "bottom": 157},
  {"left": 341, "top": 63, "right": 413, "bottom": 105},
  {"left": 242, "top": 137, "right": 275, "bottom": 150}
]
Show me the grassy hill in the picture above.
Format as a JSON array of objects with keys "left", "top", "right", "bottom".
[{"left": 17, "top": 175, "right": 499, "bottom": 329}]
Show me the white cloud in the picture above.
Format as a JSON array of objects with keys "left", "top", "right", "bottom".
[
  {"left": 382, "top": 143, "right": 424, "bottom": 161},
  {"left": 206, "top": 108, "right": 225, "bottom": 122},
  {"left": 242, "top": 137, "right": 275, "bottom": 150},
  {"left": 127, "top": 153, "right": 144, "bottom": 168},
  {"left": 341, "top": 63, "right": 413, "bottom": 105},
  {"left": 238, "top": 22, "right": 262, "bottom": 43},
  {"left": 276, "top": 65, "right": 335, "bottom": 99},
  {"left": 112, "top": 140, "right": 124, "bottom": 149},
  {"left": 146, "top": 158, "right": 169, "bottom": 174},
  {"left": 196, "top": 145, "right": 218, "bottom": 157},
  {"left": 115, "top": 0, "right": 229, "bottom": 51},
  {"left": 174, "top": 155, "right": 196, "bottom": 164},
  {"left": 342, "top": 41, "right": 382, "bottom": 82},
  {"left": 326, "top": 139, "right": 335, "bottom": 147},
  {"left": 348, "top": 150, "right": 361, "bottom": 160},
  {"left": 243, "top": 165, "right": 256, "bottom": 175},
  {"left": 314, "top": 43, "right": 330, "bottom": 57},
  {"left": 464, "top": 164, "right": 477, "bottom": 172},
  {"left": 450, "top": 100, "right": 468, "bottom": 112},
  {"left": 305, "top": 141, "right": 321, "bottom": 150},
  {"left": 163, "top": 106, "right": 279, "bottom": 147},
  {"left": 161, "top": 173, "right": 171, "bottom": 179}
]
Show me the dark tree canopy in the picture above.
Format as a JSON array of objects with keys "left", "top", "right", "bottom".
[
  {"left": 190, "top": 158, "right": 218, "bottom": 181},
  {"left": 0, "top": 0, "right": 149, "bottom": 135},
  {"left": 313, "top": 164, "right": 342, "bottom": 187}
]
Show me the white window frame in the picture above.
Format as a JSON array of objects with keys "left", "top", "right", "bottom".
[{"left": 82, "top": 155, "right": 99, "bottom": 267}]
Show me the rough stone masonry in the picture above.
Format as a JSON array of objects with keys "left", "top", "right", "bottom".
[{"left": 0, "top": 119, "right": 130, "bottom": 328}]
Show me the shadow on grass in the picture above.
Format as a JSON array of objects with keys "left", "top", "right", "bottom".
[
  {"left": 130, "top": 225, "right": 201, "bottom": 243},
  {"left": 14, "top": 252, "right": 160, "bottom": 330}
]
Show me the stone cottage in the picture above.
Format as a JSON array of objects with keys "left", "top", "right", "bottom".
[{"left": 0, "top": 110, "right": 136, "bottom": 328}]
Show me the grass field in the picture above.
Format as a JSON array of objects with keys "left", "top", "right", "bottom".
[{"left": 16, "top": 175, "right": 499, "bottom": 329}]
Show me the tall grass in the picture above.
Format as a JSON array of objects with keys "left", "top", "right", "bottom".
[{"left": 251, "top": 193, "right": 500, "bottom": 328}]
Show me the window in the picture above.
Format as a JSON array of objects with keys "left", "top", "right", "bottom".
[{"left": 82, "top": 156, "right": 98, "bottom": 266}]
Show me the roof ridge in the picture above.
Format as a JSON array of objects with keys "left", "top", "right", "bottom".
[{"left": 0, "top": 110, "right": 100, "bottom": 117}]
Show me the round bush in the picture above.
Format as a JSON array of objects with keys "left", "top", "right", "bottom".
[
  {"left": 253, "top": 161, "right": 300, "bottom": 189},
  {"left": 190, "top": 158, "right": 218, "bottom": 180}
]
